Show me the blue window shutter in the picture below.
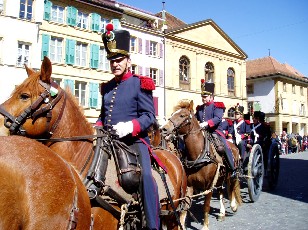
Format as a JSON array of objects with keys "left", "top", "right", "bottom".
[
  {"left": 41, "top": 34, "right": 50, "bottom": 60},
  {"left": 145, "top": 40, "right": 150, "bottom": 55},
  {"left": 138, "top": 38, "right": 142, "bottom": 54},
  {"left": 43, "top": 0, "right": 52, "bottom": 21},
  {"left": 159, "top": 69, "right": 164, "bottom": 86},
  {"left": 64, "top": 79, "right": 74, "bottom": 94},
  {"left": 91, "top": 13, "right": 100, "bottom": 32},
  {"left": 90, "top": 44, "right": 99, "bottom": 69},
  {"left": 89, "top": 82, "right": 99, "bottom": 108},
  {"left": 67, "top": 6, "right": 77, "bottom": 26},
  {"left": 111, "top": 19, "right": 121, "bottom": 30},
  {"left": 65, "top": 39, "right": 75, "bottom": 65}
]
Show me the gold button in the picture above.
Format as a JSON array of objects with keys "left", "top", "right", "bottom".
[
  {"left": 107, "top": 119, "right": 111, "bottom": 122},
  {"left": 109, "top": 109, "right": 113, "bottom": 112},
  {"left": 113, "top": 91, "right": 117, "bottom": 95},
  {"left": 111, "top": 100, "right": 114, "bottom": 103},
  {"left": 110, "top": 105, "right": 113, "bottom": 108}
]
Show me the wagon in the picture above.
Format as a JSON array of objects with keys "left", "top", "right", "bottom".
[{"left": 240, "top": 140, "right": 280, "bottom": 202}]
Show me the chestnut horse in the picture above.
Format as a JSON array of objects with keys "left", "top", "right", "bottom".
[
  {"left": 161, "top": 99, "right": 242, "bottom": 230},
  {"left": 0, "top": 56, "right": 187, "bottom": 229},
  {"left": 0, "top": 136, "right": 92, "bottom": 230}
]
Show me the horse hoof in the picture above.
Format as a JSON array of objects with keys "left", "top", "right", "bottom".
[
  {"left": 217, "top": 214, "right": 225, "bottom": 221},
  {"left": 231, "top": 206, "right": 238, "bottom": 212}
]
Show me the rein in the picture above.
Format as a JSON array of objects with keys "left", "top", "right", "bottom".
[{"left": 0, "top": 80, "right": 65, "bottom": 136}]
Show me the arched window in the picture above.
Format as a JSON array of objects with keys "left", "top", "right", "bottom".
[
  {"left": 205, "top": 62, "right": 214, "bottom": 82},
  {"left": 227, "top": 107, "right": 235, "bottom": 119},
  {"left": 227, "top": 68, "right": 235, "bottom": 96},
  {"left": 179, "top": 56, "right": 190, "bottom": 83}
]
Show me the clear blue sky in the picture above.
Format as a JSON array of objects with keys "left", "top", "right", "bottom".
[{"left": 119, "top": 0, "right": 308, "bottom": 77}]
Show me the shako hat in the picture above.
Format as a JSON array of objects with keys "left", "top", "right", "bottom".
[
  {"left": 102, "top": 23, "right": 130, "bottom": 60},
  {"left": 234, "top": 103, "right": 244, "bottom": 114},
  {"left": 201, "top": 79, "right": 215, "bottom": 96}
]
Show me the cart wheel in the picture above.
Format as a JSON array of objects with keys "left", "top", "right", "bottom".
[
  {"left": 247, "top": 144, "right": 264, "bottom": 202},
  {"left": 268, "top": 143, "right": 280, "bottom": 190}
]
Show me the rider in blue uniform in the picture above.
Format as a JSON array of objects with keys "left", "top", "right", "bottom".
[
  {"left": 195, "top": 80, "right": 236, "bottom": 175},
  {"left": 97, "top": 24, "right": 160, "bottom": 229}
]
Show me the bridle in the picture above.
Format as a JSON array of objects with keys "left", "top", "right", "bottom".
[
  {"left": 0, "top": 80, "right": 65, "bottom": 136},
  {"left": 168, "top": 110, "right": 198, "bottom": 137}
]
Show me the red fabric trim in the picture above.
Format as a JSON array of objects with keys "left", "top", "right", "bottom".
[
  {"left": 214, "top": 102, "right": 226, "bottom": 109},
  {"left": 227, "top": 119, "right": 233, "bottom": 126},
  {"left": 241, "top": 134, "right": 245, "bottom": 139},
  {"left": 96, "top": 120, "right": 103, "bottom": 126},
  {"left": 132, "top": 119, "right": 141, "bottom": 136},
  {"left": 136, "top": 75, "right": 155, "bottom": 90},
  {"left": 208, "top": 119, "right": 214, "bottom": 127},
  {"left": 245, "top": 120, "right": 251, "bottom": 125},
  {"left": 121, "top": 71, "right": 133, "bottom": 81},
  {"left": 205, "top": 101, "right": 214, "bottom": 106}
]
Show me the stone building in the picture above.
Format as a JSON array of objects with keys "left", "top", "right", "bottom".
[{"left": 247, "top": 56, "right": 308, "bottom": 135}]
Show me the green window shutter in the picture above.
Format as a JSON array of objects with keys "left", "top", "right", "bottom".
[
  {"left": 43, "top": 0, "right": 52, "bottom": 21},
  {"left": 41, "top": 34, "right": 50, "bottom": 60},
  {"left": 64, "top": 79, "right": 74, "bottom": 94},
  {"left": 90, "top": 44, "right": 99, "bottom": 69},
  {"left": 89, "top": 82, "right": 99, "bottom": 108},
  {"left": 111, "top": 19, "right": 121, "bottom": 30},
  {"left": 65, "top": 39, "right": 75, "bottom": 65},
  {"left": 67, "top": 6, "right": 77, "bottom": 26},
  {"left": 91, "top": 13, "right": 100, "bottom": 32}
]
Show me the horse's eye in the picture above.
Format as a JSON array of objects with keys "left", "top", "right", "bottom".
[{"left": 19, "top": 93, "right": 30, "bottom": 101}]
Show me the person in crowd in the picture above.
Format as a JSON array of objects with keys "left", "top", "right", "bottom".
[
  {"left": 195, "top": 80, "right": 237, "bottom": 175},
  {"left": 97, "top": 24, "right": 160, "bottom": 229},
  {"left": 231, "top": 104, "right": 251, "bottom": 161},
  {"left": 302, "top": 135, "right": 308, "bottom": 151},
  {"left": 280, "top": 131, "right": 289, "bottom": 154},
  {"left": 296, "top": 133, "right": 303, "bottom": 152}
]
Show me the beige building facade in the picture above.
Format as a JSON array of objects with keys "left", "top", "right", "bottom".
[
  {"left": 163, "top": 19, "right": 248, "bottom": 118},
  {"left": 247, "top": 56, "right": 308, "bottom": 135}
]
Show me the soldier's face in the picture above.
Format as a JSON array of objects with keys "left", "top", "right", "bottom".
[
  {"left": 202, "top": 95, "right": 212, "bottom": 104},
  {"left": 110, "top": 56, "right": 131, "bottom": 77}
]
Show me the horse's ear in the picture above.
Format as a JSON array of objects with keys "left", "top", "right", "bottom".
[
  {"left": 189, "top": 100, "right": 194, "bottom": 111},
  {"left": 40, "top": 56, "right": 52, "bottom": 83},
  {"left": 25, "top": 64, "right": 35, "bottom": 77}
]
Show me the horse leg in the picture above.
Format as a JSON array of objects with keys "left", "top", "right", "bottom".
[
  {"left": 227, "top": 176, "right": 242, "bottom": 212},
  {"left": 179, "top": 186, "right": 193, "bottom": 230},
  {"left": 202, "top": 191, "right": 213, "bottom": 230},
  {"left": 217, "top": 187, "right": 226, "bottom": 221}
]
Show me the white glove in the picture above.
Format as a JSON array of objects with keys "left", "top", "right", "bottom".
[
  {"left": 113, "top": 121, "right": 133, "bottom": 138},
  {"left": 200, "top": 122, "right": 208, "bottom": 129},
  {"left": 227, "top": 138, "right": 234, "bottom": 143}
]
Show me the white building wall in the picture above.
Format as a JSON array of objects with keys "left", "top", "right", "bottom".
[{"left": 248, "top": 79, "right": 275, "bottom": 113}]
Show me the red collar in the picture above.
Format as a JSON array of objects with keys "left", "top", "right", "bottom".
[
  {"left": 115, "top": 71, "right": 133, "bottom": 82},
  {"left": 205, "top": 101, "right": 214, "bottom": 106}
]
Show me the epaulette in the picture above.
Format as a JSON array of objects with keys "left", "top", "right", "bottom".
[
  {"left": 227, "top": 119, "right": 233, "bottom": 126},
  {"left": 214, "top": 102, "right": 226, "bottom": 109},
  {"left": 135, "top": 75, "right": 155, "bottom": 90},
  {"left": 245, "top": 120, "right": 251, "bottom": 125}
]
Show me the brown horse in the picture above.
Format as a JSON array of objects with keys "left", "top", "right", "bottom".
[
  {"left": 0, "top": 136, "right": 92, "bottom": 230},
  {"left": 161, "top": 99, "right": 242, "bottom": 230},
  {"left": 0, "top": 56, "right": 187, "bottom": 229}
]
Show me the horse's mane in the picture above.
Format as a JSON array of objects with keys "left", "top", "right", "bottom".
[{"left": 173, "top": 99, "right": 192, "bottom": 112}]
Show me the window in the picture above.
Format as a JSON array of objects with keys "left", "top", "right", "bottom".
[
  {"left": 247, "top": 84, "right": 254, "bottom": 94},
  {"left": 17, "top": 42, "right": 30, "bottom": 67},
  {"left": 75, "top": 42, "right": 87, "bottom": 67},
  {"left": 283, "top": 83, "right": 286, "bottom": 92},
  {"left": 75, "top": 81, "right": 86, "bottom": 106},
  {"left": 130, "top": 36, "right": 137, "bottom": 53},
  {"left": 100, "top": 17, "right": 109, "bottom": 33},
  {"left": 300, "top": 86, "right": 303, "bottom": 95},
  {"left": 50, "top": 37, "right": 63, "bottom": 63},
  {"left": 300, "top": 103, "right": 305, "bottom": 116},
  {"left": 179, "top": 56, "right": 190, "bottom": 82},
  {"left": 150, "top": 68, "right": 158, "bottom": 85},
  {"left": 52, "top": 78, "right": 62, "bottom": 86},
  {"left": 227, "top": 108, "right": 235, "bottom": 119},
  {"left": 149, "top": 41, "right": 157, "bottom": 56},
  {"left": 131, "top": 65, "right": 137, "bottom": 74},
  {"left": 205, "top": 62, "right": 214, "bottom": 82},
  {"left": 292, "top": 84, "right": 295, "bottom": 94},
  {"left": 90, "top": 13, "right": 100, "bottom": 32},
  {"left": 77, "top": 11, "right": 88, "bottom": 29},
  {"left": 19, "top": 0, "right": 33, "bottom": 20},
  {"left": 99, "top": 47, "right": 109, "bottom": 71},
  {"left": 227, "top": 68, "right": 235, "bottom": 96},
  {"left": 51, "top": 4, "right": 64, "bottom": 23}
]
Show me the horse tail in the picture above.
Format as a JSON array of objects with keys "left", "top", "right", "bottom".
[{"left": 227, "top": 176, "right": 242, "bottom": 205}]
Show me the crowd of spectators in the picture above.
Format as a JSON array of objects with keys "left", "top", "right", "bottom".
[{"left": 274, "top": 131, "right": 307, "bottom": 154}]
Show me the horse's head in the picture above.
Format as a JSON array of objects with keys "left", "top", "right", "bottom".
[
  {"left": 161, "top": 99, "right": 198, "bottom": 140},
  {"left": 0, "top": 56, "right": 65, "bottom": 137}
]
